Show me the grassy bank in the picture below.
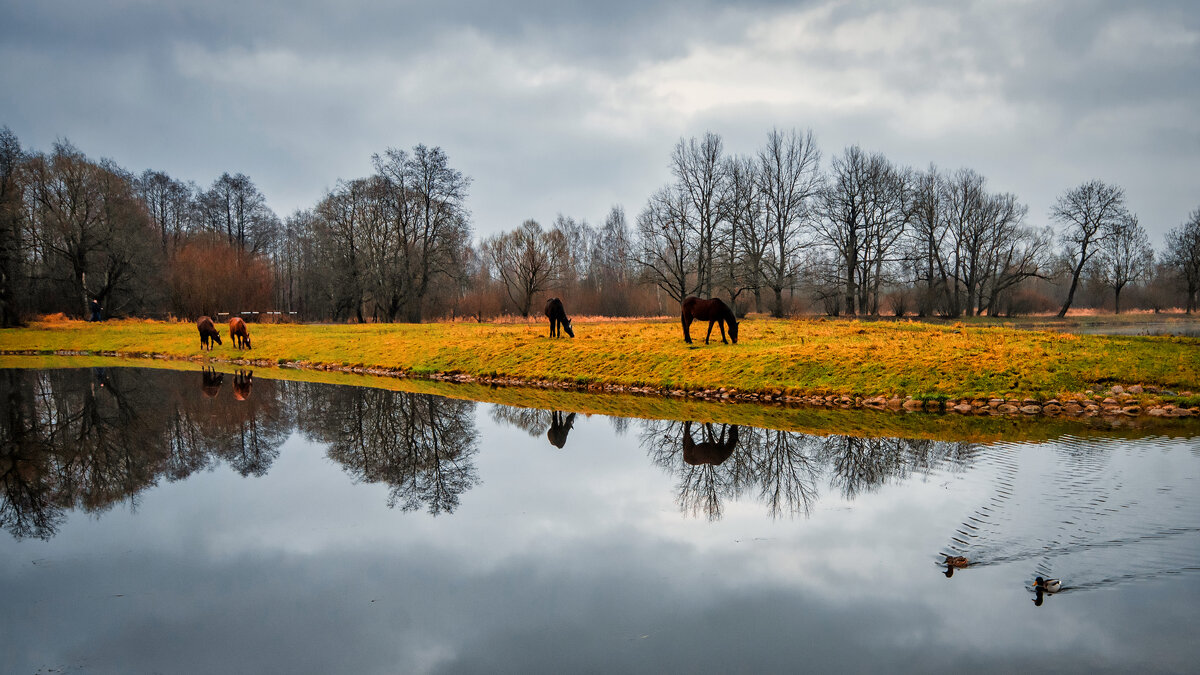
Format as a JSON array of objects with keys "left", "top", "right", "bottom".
[{"left": 1, "top": 316, "right": 1197, "bottom": 403}]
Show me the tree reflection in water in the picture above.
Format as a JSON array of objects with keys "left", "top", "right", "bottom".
[
  {"left": 1, "top": 366, "right": 983, "bottom": 539},
  {"left": 489, "top": 404, "right": 578, "bottom": 449},
  {"left": 644, "top": 419, "right": 976, "bottom": 520},
  {"left": 0, "top": 368, "right": 480, "bottom": 539},
  {"left": 295, "top": 384, "right": 479, "bottom": 514}
]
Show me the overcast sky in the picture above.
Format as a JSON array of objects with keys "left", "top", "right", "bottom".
[{"left": 2, "top": 1, "right": 1197, "bottom": 244}]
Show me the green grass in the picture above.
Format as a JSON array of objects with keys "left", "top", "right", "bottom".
[{"left": 1, "top": 316, "right": 1197, "bottom": 403}]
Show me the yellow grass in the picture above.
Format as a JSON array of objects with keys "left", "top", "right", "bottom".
[{"left": 1, "top": 316, "right": 1197, "bottom": 403}]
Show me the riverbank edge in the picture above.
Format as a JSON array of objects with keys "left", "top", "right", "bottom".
[{"left": 4, "top": 347, "right": 1195, "bottom": 421}]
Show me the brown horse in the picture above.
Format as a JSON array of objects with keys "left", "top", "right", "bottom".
[
  {"left": 681, "top": 296, "right": 738, "bottom": 344},
  {"left": 544, "top": 297, "right": 575, "bottom": 338},
  {"left": 682, "top": 421, "right": 740, "bottom": 465},
  {"left": 197, "top": 316, "right": 222, "bottom": 350},
  {"left": 229, "top": 316, "right": 252, "bottom": 349}
]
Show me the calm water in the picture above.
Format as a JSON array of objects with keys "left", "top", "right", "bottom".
[
  {"left": 2, "top": 367, "right": 1199, "bottom": 674},
  {"left": 1047, "top": 320, "right": 1200, "bottom": 337}
]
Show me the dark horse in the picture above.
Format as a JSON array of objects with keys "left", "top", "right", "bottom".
[
  {"left": 544, "top": 297, "right": 575, "bottom": 338},
  {"left": 547, "top": 411, "right": 576, "bottom": 449},
  {"left": 682, "top": 421, "right": 740, "bottom": 466},
  {"left": 229, "top": 316, "right": 252, "bottom": 350},
  {"left": 197, "top": 316, "right": 222, "bottom": 350},
  {"left": 681, "top": 296, "right": 738, "bottom": 344}
]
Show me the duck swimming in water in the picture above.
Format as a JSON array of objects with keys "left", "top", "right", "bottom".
[
  {"left": 1033, "top": 576, "right": 1061, "bottom": 593},
  {"left": 942, "top": 556, "right": 969, "bottom": 578}
]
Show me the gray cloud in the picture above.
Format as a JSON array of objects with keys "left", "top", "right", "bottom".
[{"left": 0, "top": 0, "right": 1196, "bottom": 242}]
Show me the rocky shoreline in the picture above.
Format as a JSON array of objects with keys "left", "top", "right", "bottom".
[{"left": 8, "top": 348, "right": 1195, "bottom": 420}]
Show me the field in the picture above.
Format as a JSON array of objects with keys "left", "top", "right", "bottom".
[{"left": 1, "top": 315, "right": 1198, "bottom": 405}]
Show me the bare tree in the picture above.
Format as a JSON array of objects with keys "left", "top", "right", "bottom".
[
  {"left": 1050, "top": 180, "right": 1130, "bottom": 317},
  {"left": 725, "top": 155, "right": 767, "bottom": 311},
  {"left": 1091, "top": 215, "right": 1153, "bottom": 314},
  {"left": 671, "top": 132, "right": 726, "bottom": 296},
  {"left": 1164, "top": 208, "right": 1200, "bottom": 313},
  {"left": 587, "top": 205, "right": 637, "bottom": 315},
  {"left": 0, "top": 126, "right": 25, "bottom": 326},
  {"left": 484, "top": 219, "right": 568, "bottom": 317},
  {"left": 906, "top": 165, "right": 949, "bottom": 316},
  {"left": 25, "top": 141, "right": 160, "bottom": 316},
  {"left": 636, "top": 186, "right": 699, "bottom": 304},
  {"left": 314, "top": 178, "right": 374, "bottom": 321},
  {"left": 373, "top": 144, "right": 472, "bottom": 322},
  {"left": 816, "top": 146, "right": 910, "bottom": 316},
  {"left": 551, "top": 213, "right": 594, "bottom": 283},
  {"left": 203, "top": 172, "right": 277, "bottom": 256},
  {"left": 756, "top": 128, "right": 822, "bottom": 317},
  {"left": 137, "top": 169, "right": 193, "bottom": 255}
]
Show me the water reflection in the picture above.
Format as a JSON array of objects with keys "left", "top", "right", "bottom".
[
  {"left": 2, "top": 366, "right": 1200, "bottom": 671},
  {"left": 232, "top": 369, "right": 253, "bottom": 401},
  {"left": 641, "top": 420, "right": 975, "bottom": 520},
  {"left": 294, "top": 383, "right": 478, "bottom": 514},
  {"left": 2, "top": 367, "right": 1196, "bottom": 544},
  {"left": 490, "top": 405, "right": 580, "bottom": 449},
  {"left": 0, "top": 368, "right": 481, "bottom": 539},
  {"left": 934, "top": 435, "right": 1200, "bottom": 610},
  {"left": 547, "top": 411, "right": 576, "bottom": 449}
]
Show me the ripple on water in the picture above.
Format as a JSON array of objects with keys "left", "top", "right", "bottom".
[{"left": 939, "top": 434, "right": 1200, "bottom": 592}]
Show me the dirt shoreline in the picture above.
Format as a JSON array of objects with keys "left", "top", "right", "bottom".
[{"left": 6, "top": 348, "right": 1195, "bottom": 420}]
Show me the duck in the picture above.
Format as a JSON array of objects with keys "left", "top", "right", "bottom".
[
  {"left": 944, "top": 555, "right": 970, "bottom": 568},
  {"left": 1033, "top": 576, "right": 1061, "bottom": 593}
]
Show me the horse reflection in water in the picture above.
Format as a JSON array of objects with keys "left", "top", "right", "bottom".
[
  {"left": 682, "top": 421, "right": 739, "bottom": 465},
  {"left": 201, "top": 367, "right": 224, "bottom": 399},
  {"left": 547, "top": 411, "right": 576, "bottom": 449},
  {"left": 233, "top": 370, "right": 253, "bottom": 401}
]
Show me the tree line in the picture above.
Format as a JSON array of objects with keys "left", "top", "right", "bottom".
[{"left": 1, "top": 123, "right": 1197, "bottom": 326}]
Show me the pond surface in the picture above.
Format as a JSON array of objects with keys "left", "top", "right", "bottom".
[
  {"left": 2, "top": 367, "right": 1199, "bottom": 674},
  {"left": 1014, "top": 319, "right": 1200, "bottom": 337}
]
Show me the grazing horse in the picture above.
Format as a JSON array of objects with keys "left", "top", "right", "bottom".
[
  {"left": 233, "top": 369, "right": 253, "bottom": 401},
  {"left": 229, "top": 316, "right": 252, "bottom": 350},
  {"left": 197, "top": 316, "right": 222, "bottom": 350},
  {"left": 547, "top": 411, "right": 576, "bottom": 449},
  {"left": 681, "top": 296, "right": 738, "bottom": 344},
  {"left": 682, "top": 421, "right": 740, "bottom": 466},
  {"left": 201, "top": 366, "right": 223, "bottom": 399},
  {"left": 544, "top": 297, "right": 575, "bottom": 338}
]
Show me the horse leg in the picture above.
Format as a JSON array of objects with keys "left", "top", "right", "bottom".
[
  {"left": 682, "top": 315, "right": 692, "bottom": 343},
  {"left": 718, "top": 320, "right": 727, "bottom": 344},
  {"left": 705, "top": 320, "right": 715, "bottom": 344}
]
